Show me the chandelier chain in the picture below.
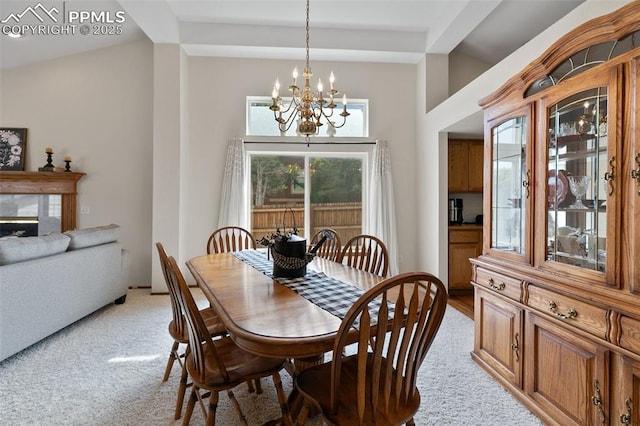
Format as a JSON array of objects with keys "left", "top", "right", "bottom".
[{"left": 305, "top": 0, "right": 310, "bottom": 70}]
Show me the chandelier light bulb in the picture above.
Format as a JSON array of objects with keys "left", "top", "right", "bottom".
[
  {"left": 342, "top": 94, "right": 347, "bottom": 106},
  {"left": 317, "top": 78, "right": 323, "bottom": 93},
  {"left": 329, "top": 72, "right": 335, "bottom": 89},
  {"left": 292, "top": 67, "right": 299, "bottom": 83}
]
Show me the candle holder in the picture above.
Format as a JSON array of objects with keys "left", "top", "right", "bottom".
[
  {"left": 39, "top": 151, "right": 55, "bottom": 171},
  {"left": 64, "top": 160, "right": 72, "bottom": 172}
]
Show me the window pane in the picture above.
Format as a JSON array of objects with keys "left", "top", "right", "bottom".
[
  {"left": 491, "top": 116, "right": 527, "bottom": 253},
  {"left": 250, "top": 155, "right": 305, "bottom": 238},
  {"left": 247, "top": 97, "right": 368, "bottom": 137},
  {"left": 309, "top": 157, "right": 362, "bottom": 242},
  {"left": 249, "top": 154, "right": 363, "bottom": 245}
]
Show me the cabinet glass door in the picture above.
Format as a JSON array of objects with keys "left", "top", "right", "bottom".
[
  {"left": 546, "top": 87, "right": 608, "bottom": 272},
  {"left": 491, "top": 115, "right": 528, "bottom": 256}
]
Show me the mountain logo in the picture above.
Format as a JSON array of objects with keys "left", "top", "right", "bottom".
[{"left": 1, "top": 3, "right": 60, "bottom": 24}]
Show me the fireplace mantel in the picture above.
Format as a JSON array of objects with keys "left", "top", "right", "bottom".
[{"left": 0, "top": 171, "right": 86, "bottom": 232}]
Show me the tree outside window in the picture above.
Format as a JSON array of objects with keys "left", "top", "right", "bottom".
[{"left": 250, "top": 154, "right": 363, "bottom": 243}]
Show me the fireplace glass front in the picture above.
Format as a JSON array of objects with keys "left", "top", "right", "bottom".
[{"left": 0, "top": 194, "right": 62, "bottom": 237}]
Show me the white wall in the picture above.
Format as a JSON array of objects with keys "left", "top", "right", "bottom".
[
  {"left": 0, "top": 39, "right": 154, "bottom": 287},
  {"left": 448, "top": 51, "right": 492, "bottom": 96}
]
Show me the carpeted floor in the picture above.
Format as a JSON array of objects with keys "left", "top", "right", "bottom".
[{"left": 0, "top": 288, "right": 542, "bottom": 425}]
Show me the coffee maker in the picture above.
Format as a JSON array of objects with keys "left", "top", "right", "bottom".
[{"left": 448, "top": 198, "right": 463, "bottom": 225}]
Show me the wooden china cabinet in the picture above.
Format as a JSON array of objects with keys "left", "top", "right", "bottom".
[{"left": 471, "top": 3, "right": 640, "bottom": 425}]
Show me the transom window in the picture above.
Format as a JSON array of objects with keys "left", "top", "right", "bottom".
[{"left": 246, "top": 96, "right": 369, "bottom": 137}]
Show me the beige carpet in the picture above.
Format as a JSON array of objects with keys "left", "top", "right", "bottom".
[{"left": 0, "top": 288, "right": 542, "bottom": 425}]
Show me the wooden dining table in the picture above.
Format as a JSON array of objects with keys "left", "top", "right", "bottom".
[{"left": 185, "top": 250, "right": 385, "bottom": 363}]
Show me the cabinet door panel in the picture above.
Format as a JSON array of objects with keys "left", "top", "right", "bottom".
[
  {"left": 468, "top": 141, "right": 485, "bottom": 192},
  {"left": 525, "top": 313, "right": 609, "bottom": 425},
  {"left": 617, "top": 355, "right": 639, "bottom": 426},
  {"left": 448, "top": 141, "right": 469, "bottom": 192},
  {"left": 449, "top": 242, "right": 479, "bottom": 290},
  {"left": 448, "top": 140, "right": 484, "bottom": 193},
  {"left": 474, "top": 289, "right": 523, "bottom": 387}
]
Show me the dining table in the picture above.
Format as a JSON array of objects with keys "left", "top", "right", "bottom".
[
  {"left": 185, "top": 249, "right": 385, "bottom": 364},
  {"left": 186, "top": 249, "right": 387, "bottom": 422}
]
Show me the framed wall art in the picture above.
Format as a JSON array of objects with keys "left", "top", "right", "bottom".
[{"left": 0, "top": 128, "right": 27, "bottom": 171}]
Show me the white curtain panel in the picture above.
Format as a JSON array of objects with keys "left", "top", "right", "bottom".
[
  {"left": 217, "top": 138, "right": 247, "bottom": 228},
  {"left": 369, "top": 140, "right": 399, "bottom": 276}
]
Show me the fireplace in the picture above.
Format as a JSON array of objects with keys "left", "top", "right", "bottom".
[
  {"left": 0, "top": 217, "right": 38, "bottom": 237},
  {"left": 0, "top": 171, "right": 85, "bottom": 233}
]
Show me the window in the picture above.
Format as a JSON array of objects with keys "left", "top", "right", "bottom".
[
  {"left": 246, "top": 96, "right": 369, "bottom": 137},
  {"left": 247, "top": 151, "right": 367, "bottom": 244}
]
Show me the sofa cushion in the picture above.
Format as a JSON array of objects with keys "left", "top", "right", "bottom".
[
  {"left": 0, "top": 233, "right": 71, "bottom": 265},
  {"left": 64, "top": 224, "right": 120, "bottom": 250}
]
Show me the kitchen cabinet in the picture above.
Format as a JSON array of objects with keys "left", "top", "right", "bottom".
[
  {"left": 448, "top": 139, "right": 484, "bottom": 193},
  {"left": 470, "top": 3, "right": 640, "bottom": 424},
  {"left": 448, "top": 226, "right": 482, "bottom": 293}
]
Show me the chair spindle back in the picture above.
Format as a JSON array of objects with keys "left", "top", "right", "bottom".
[
  {"left": 330, "top": 272, "right": 447, "bottom": 423},
  {"left": 339, "top": 234, "right": 389, "bottom": 277},
  {"left": 207, "top": 226, "right": 256, "bottom": 254}
]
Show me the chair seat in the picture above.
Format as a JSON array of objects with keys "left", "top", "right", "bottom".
[
  {"left": 168, "top": 307, "right": 226, "bottom": 343},
  {"left": 296, "top": 355, "right": 420, "bottom": 426},
  {"left": 186, "top": 336, "right": 286, "bottom": 388}
]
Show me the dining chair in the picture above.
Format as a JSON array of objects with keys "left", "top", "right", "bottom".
[
  {"left": 206, "top": 226, "right": 256, "bottom": 254},
  {"left": 204, "top": 226, "right": 263, "bottom": 393},
  {"left": 156, "top": 242, "right": 227, "bottom": 419},
  {"left": 338, "top": 234, "right": 389, "bottom": 277},
  {"left": 294, "top": 272, "right": 448, "bottom": 426},
  {"left": 309, "top": 228, "right": 342, "bottom": 262},
  {"left": 167, "top": 255, "right": 292, "bottom": 426}
]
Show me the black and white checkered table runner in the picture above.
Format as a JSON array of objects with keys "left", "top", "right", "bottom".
[{"left": 233, "top": 249, "right": 387, "bottom": 321}]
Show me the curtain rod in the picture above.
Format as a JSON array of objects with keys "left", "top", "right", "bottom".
[{"left": 243, "top": 141, "right": 376, "bottom": 145}]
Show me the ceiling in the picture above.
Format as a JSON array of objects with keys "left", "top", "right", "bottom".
[{"left": 1, "top": 0, "right": 584, "bottom": 70}]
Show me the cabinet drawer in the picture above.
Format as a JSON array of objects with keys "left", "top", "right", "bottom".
[
  {"left": 449, "top": 229, "right": 481, "bottom": 244},
  {"left": 474, "top": 268, "right": 522, "bottom": 302},
  {"left": 526, "top": 285, "right": 608, "bottom": 340},
  {"left": 619, "top": 315, "right": 640, "bottom": 353}
]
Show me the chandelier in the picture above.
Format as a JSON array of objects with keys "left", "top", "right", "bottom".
[{"left": 269, "top": 0, "right": 350, "bottom": 137}]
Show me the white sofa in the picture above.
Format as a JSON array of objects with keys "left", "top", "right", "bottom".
[{"left": 0, "top": 224, "right": 128, "bottom": 362}]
